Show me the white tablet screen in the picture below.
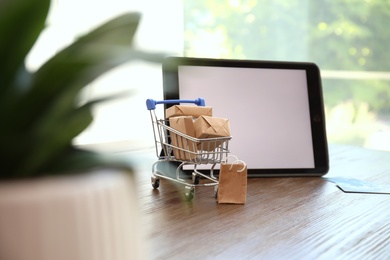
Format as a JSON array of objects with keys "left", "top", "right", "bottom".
[{"left": 177, "top": 65, "right": 315, "bottom": 169}]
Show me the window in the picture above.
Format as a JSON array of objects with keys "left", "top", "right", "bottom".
[
  {"left": 28, "top": 1, "right": 390, "bottom": 151},
  {"left": 183, "top": 0, "right": 390, "bottom": 151}
]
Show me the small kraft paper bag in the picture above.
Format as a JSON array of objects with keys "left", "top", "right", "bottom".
[{"left": 217, "top": 160, "right": 247, "bottom": 204}]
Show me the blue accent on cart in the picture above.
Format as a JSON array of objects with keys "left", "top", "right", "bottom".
[{"left": 146, "top": 98, "right": 206, "bottom": 110}]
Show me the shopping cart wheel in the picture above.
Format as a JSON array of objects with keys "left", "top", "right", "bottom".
[
  {"left": 214, "top": 185, "right": 218, "bottom": 198},
  {"left": 185, "top": 186, "right": 195, "bottom": 201},
  {"left": 151, "top": 176, "right": 160, "bottom": 189},
  {"left": 192, "top": 172, "right": 200, "bottom": 185}
]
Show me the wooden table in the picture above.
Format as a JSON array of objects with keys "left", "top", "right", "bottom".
[{"left": 131, "top": 144, "right": 390, "bottom": 259}]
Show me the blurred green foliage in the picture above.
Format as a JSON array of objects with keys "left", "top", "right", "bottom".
[
  {"left": 183, "top": 0, "right": 390, "bottom": 147},
  {"left": 0, "top": 0, "right": 164, "bottom": 178}
]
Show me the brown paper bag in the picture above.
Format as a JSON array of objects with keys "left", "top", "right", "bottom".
[{"left": 217, "top": 161, "right": 247, "bottom": 204}]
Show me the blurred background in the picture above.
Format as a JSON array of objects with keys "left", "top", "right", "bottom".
[{"left": 27, "top": 0, "right": 390, "bottom": 151}]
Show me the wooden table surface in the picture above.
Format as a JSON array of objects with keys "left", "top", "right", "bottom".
[{"left": 130, "top": 144, "right": 390, "bottom": 259}]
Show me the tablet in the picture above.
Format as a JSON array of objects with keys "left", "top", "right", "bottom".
[{"left": 162, "top": 57, "right": 329, "bottom": 177}]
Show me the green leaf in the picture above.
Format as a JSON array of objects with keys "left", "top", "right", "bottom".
[
  {"left": 41, "top": 147, "right": 135, "bottom": 176},
  {"left": 5, "top": 13, "right": 165, "bottom": 132},
  {"left": 11, "top": 92, "right": 130, "bottom": 177},
  {"left": 74, "top": 12, "right": 141, "bottom": 45},
  {"left": 0, "top": 6, "right": 165, "bottom": 178},
  {"left": 15, "top": 102, "right": 94, "bottom": 176},
  {"left": 0, "top": 0, "right": 50, "bottom": 94}
]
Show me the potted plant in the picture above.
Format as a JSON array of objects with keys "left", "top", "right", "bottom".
[{"left": 0, "top": 0, "right": 164, "bottom": 259}]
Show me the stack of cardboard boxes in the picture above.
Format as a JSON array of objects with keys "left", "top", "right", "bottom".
[{"left": 166, "top": 105, "right": 231, "bottom": 160}]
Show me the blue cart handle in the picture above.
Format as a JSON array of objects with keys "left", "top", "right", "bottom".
[{"left": 146, "top": 98, "right": 205, "bottom": 110}]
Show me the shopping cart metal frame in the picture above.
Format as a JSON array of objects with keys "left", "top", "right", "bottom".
[{"left": 146, "top": 98, "right": 231, "bottom": 201}]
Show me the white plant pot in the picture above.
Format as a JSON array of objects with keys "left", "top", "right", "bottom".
[{"left": 0, "top": 169, "right": 146, "bottom": 260}]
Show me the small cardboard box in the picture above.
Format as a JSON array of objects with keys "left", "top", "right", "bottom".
[
  {"left": 194, "top": 115, "right": 231, "bottom": 151},
  {"left": 166, "top": 105, "right": 212, "bottom": 119},
  {"left": 169, "top": 116, "right": 198, "bottom": 160},
  {"left": 194, "top": 115, "right": 231, "bottom": 138}
]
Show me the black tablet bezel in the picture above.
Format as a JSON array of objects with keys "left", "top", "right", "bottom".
[{"left": 162, "top": 56, "right": 329, "bottom": 177}]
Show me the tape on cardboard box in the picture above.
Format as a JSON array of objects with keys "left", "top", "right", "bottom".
[{"left": 166, "top": 105, "right": 212, "bottom": 119}]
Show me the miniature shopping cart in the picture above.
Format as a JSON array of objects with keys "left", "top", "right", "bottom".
[{"left": 146, "top": 98, "right": 232, "bottom": 201}]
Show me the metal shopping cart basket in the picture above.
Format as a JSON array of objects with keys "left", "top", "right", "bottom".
[{"left": 146, "top": 98, "right": 232, "bottom": 201}]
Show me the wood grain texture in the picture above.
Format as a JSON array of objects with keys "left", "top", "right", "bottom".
[{"left": 130, "top": 144, "right": 390, "bottom": 259}]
